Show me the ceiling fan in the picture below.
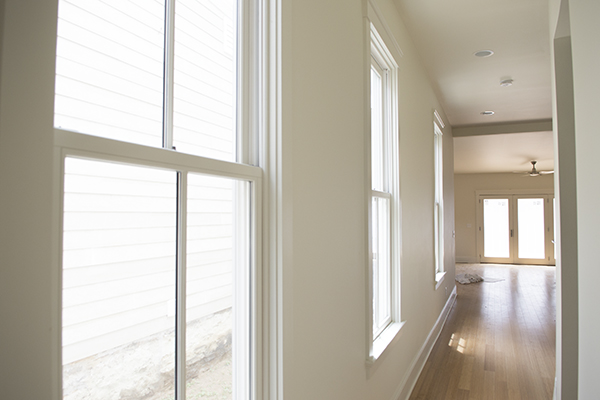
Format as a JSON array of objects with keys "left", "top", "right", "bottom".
[{"left": 518, "top": 160, "right": 554, "bottom": 177}]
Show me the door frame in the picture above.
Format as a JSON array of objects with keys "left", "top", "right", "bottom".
[{"left": 476, "top": 190, "right": 556, "bottom": 266}]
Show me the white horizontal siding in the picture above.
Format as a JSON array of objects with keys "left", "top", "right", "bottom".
[
  {"left": 63, "top": 268, "right": 175, "bottom": 309},
  {"left": 64, "top": 317, "right": 175, "bottom": 365},
  {"left": 186, "top": 173, "right": 235, "bottom": 332},
  {"left": 59, "top": 0, "right": 241, "bottom": 366},
  {"left": 173, "top": 0, "right": 237, "bottom": 160},
  {"left": 63, "top": 159, "right": 236, "bottom": 364},
  {"left": 55, "top": 0, "right": 164, "bottom": 145}
]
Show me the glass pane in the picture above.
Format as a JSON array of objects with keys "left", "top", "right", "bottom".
[
  {"left": 518, "top": 198, "right": 546, "bottom": 259},
  {"left": 62, "top": 158, "right": 177, "bottom": 400},
  {"left": 371, "top": 67, "right": 384, "bottom": 191},
  {"left": 186, "top": 174, "right": 250, "bottom": 399},
  {"left": 483, "top": 198, "right": 510, "bottom": 258},
  {"left": 554, "top": 198, "right": 557, "bottom": 260},
  {"left": 372, "top": 196, "right": 390, "bottom": 336},
  {"left": 55, "top": 1, "right": 165, "bottom": 147},
  {"left": 173, "top": 0, "right": 238, "bottom": 161}
]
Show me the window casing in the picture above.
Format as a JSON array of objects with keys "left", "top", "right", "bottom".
[
  {"left": 434, "top": 120, "right": 445, "bottom": 284},
  {"left": 55, "top": 1, "right": 267, "bottom": 399},
  {"left": 368, "top": 25, "right": 402, "bottom": 362}
]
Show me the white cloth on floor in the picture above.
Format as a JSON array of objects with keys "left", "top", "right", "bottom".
[{"left": 455, "top": 273, "right": 484, "bottom": 284}]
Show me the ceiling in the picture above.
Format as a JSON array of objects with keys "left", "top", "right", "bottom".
[
  {"left": 394, "top": 0, "right": 553, "bottom": 173},
  {"left": 454, "top": 131, "right": 554, "bottom": 174}
]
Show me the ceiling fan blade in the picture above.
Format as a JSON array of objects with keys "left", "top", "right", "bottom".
[{"left": 540, "top": 170, "right": 554, "bottom": 174}]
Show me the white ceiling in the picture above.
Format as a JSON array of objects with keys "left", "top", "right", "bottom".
[
  {"left": 394, "top": 0, "right": 553, "bottom": 173},
  {"left": 454, "top": 131, "right": 554, "bottom": 174}
]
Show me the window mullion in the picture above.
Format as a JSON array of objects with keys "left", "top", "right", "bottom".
[
  {"left": 163, "top": 0, "right": 176, "bottom": 150},
  {"left": 176, "top": 171, "right": 188, "bottom": 400}
]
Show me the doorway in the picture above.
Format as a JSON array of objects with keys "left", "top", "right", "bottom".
[{"left": 476, "top": 193, "right": 555, "bottom": 265}]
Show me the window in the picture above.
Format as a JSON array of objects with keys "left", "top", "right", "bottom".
[
  {"left": 368, "top": 25, "right": 402, "bottom": 361},
  {"left": 434, "top": 114, "right": 445, "bottom": 284},
  {"left": 56, "top": 1, "right": 265, "bottom": 399},
  {"left": 55, "top": 0, "right": 239, "bottom": 161}
]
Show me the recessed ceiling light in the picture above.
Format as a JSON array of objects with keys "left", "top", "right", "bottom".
[
  {"left": 474, "top": 49, "right": 494, "bottom": 58},
  {"left": 500, "top": 78, "right": 514, "bottom": 87},
  {"left": 481, "top": 111, "right": 495, "bottom": 115}
]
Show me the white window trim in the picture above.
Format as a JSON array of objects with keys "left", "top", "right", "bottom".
[
  {"left": 52, "top": 0, "right": 278, "bottom": 398},
  {"left": 434, "top": 118, "right": 445, "bottom": 288},
  {"left": 366, "top": 22, "right": 403, "bottom": 366}
]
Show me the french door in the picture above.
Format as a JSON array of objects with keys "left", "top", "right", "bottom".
[{"left": 477, "top": 194, "right": 555, "bottom": 265}]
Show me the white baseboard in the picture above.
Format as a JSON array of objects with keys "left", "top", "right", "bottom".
[
  {"left": 391, "top": 286, "right": 458, "bottom": 400},
  {"left": 456, "top": 256, "right": 478, "bottom": 264}
]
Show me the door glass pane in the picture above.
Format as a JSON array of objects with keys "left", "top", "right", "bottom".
[
  {"left": 186, "top": 174, "right": 250, "bottom": 398},
  {"left": 518, "top": 198, "right": 546, "bottom": 259},
  {"left": 483, "top": 198, "right": 510, "bottom": 258},
  {"left": 173, "top": 0, "right": 238, "bottom": 161},
  {"left": 55, "top": 1, "right": 165, "bottom": 147},
  {"left": 62, "top": 158, "right": 177, "bottom": 400}
]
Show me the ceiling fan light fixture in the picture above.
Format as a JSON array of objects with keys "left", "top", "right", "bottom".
[
  {"left": 500, "top": 78, "right": 514, "bottom": 87},
  {"left": 474, "top": 49, "right": 494, "bottom": 58},
  {"left": 481, "top": 110, "right": 495, "bottom": 115}
]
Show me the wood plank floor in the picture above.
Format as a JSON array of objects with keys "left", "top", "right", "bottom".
[{"left": 409, "top": 263, "right": 556, "bottom": 400}]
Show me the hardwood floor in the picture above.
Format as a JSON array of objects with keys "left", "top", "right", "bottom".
[{"left": 409, "top": 263, "right": 556, "bottom": 400}]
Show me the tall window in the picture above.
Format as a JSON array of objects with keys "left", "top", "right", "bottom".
[
  {"left": 369, "top": 26, "right": 401, "bottom": 361},
  {"left": 434, "top": 117, "right": 445, "bottom": 282},
  {"left": 56, "top": 1, "right": 263, "bottom": 399}
]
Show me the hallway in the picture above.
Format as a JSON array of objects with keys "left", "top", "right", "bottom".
[{"left": 409, "top": 264, "right": 556, "bottom": 399}]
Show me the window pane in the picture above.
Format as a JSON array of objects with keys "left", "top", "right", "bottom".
[
  {"left": 372, "top": 196, "right": 391, "bottom": 337},
  {"left": 371, "top": 67, "right": 384, "bottom": 191},
  {"left": 186, "top": 174, "right": 250, "bottom": 399},
  {"left": 483, "top": 198, "right": 510, "bottom": 258},
  {"left": 55, "top": 1, "right": 165, "bottom": 147},
  {"left": 173, "top": 0, "right": 238, "bottom": 161},
  {"left": 518, "top": 198, "right": 545, "bottom": 259},
  {"left": 434, "top": 127, "right": 443, "bottom": 273},
  {"left": 554, "top": 198, "right": 557, "bottom": 260},
  {"left": 62, "top": 158, "right": 177, "bottom": 400}
]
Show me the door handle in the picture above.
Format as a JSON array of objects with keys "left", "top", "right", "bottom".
[{"left": 511, "top": 229, "right": 513, "bottom": 237}]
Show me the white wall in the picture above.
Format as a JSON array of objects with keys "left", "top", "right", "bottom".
[
  {"left": 283, "top": 0, "right": 455, "bottom": 398},
  {"left": 0, "top": 0, "right": 59, "bottom": 398},
  {"left": 0, "top": 0, "right": 456, "bottom": 398},
  {"left": 454, "top": 173, "right": 553, "bottom": 263},
  {"left": 567, "top": 0, "right": 600, "bottom": 397},
  {"left": 549, "top": 1, "right": 578, "bottom": 396},
  {"left": 549, "top": 0, "right": 600, "bottom": 398},
  {"left": 550, "top": 0, "right": 600, "bottom": 398}
]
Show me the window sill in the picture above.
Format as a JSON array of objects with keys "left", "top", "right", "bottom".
[
  {"left": 435, "top": 271, "right": 447, "bottom": 290},
  {"left": 367, "top": 320, "right": 405, "bottom": 366}
]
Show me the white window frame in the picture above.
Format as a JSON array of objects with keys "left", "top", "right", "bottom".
[
  {"left": 53, "top": 0, "right": 275, "bottom": 398},
  {"left": 434, "top": 111, "right": 446, "bottom": 287},
  {"left": 367, "top": 24, "right": 403, "bottom": 364}
]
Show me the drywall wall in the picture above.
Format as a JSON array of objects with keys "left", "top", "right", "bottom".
[
  {"left": 567, "top": 0, "right": 600, "bottom": 397},
  {"left": 550, "top": 0, "right": 579, "bottom": 396},
  {"left": 0, "top": 0, "right": 59, "bottom": 398},
  {"left": 283, "top": 0, "right": 455, "bottom": 398},
  {"left": 454, "top": 173, "right": 553, "bottom": 263}
]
